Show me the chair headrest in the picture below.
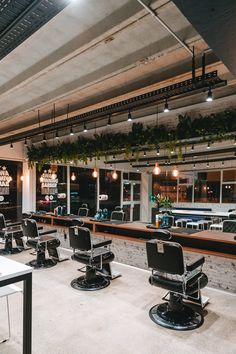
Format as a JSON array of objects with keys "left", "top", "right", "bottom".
[
  {"left": 81, "top": 203, "right": 88, "bottom": 208},
  {"left": 114, "top": 206, "right": 123, "bottom": 211}
]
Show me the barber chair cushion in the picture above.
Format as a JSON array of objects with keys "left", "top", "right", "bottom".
[{"left": 72, "top": 251, "right": 114, "bottom": 266}]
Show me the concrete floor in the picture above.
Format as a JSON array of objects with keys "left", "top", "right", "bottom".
[{"left": 0, "top": 250, "right": 236, "bottom": 354}]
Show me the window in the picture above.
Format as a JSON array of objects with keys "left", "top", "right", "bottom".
[
  {"left": 178, "top": 172, "right": 193, "bottom": 202},
  {"left": 194, "top": 171, "right": 220, "bottom": 203},
  {"left": 70, "top": 167, "right": 97, "bottom": 216},
  {"left": 99, "top": 169, "right": 121, "bottom": 216},
  {"left": 222, "top": 170, "right": 236, "bottom": 203},
  {"left": 0, "top": 160, "right": 22, "bottom": 220},
  {"left": 36, "top": 164, "right": 67, "bottom": 213},
  {"left": 152, "top": 172, "right": 177, "bottom": 202}
]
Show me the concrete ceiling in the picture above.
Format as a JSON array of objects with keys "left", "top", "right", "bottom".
[{"left": 0, "top": 0, "right": 235, "bottom": 143}]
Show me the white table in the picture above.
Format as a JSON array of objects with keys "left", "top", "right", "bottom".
[
  {"left": 0, "top": 256, "right": 32, "bottom": 354},
  {"left": 172, "top": 210, "right": 229, "bottom": 218}
]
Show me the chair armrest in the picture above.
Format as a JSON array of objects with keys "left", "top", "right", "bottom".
[
  {"left": 93, "top": 240, "right": 112, "bottom": 249},
  {"left": 6, "top": 221, "right": 22, "bottom": 227},
  {"left": 39, "top": 229, "right": 57, "bottom": 236},
  {"left": 186, "top": 256, "right": 205, "bottom": 272}
]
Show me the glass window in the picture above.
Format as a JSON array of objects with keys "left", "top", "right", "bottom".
[
  {"left": 123, "top": 182, "right": 131, "bottom": 202},
  {"left": 70, "top": 167, "right": 97, "bottom": 216},
  {"left": 223, "top": 170, "right": 236, "bottom": 182},
  {"left": 99, "top": 169, "right": 121, "bottom": 216},
  {"left": 194, "top": 171, "right": 220, "bottom": 203},
  {"left": 152, "top": 172, "right": 177, "bottom": 202},
  {"left": 36, "top": 164, "right": 67, "bottom": 214},
  {"left": 178, "top": 185, "right": 193, "bottom": 202},
  {"left": 133, "top": 204, "right": 140, "bottom": 221},
  {"left": 222, "top": 184, "right": 236, "bottom": 203},
  {"left": 123, "top": 172, "right": 141, "bottom": 181},
  {"left": 179, "top": 172, "right": 193, "bottom": 185},
  {"left": 133, "top": 183, "right": 141, "bottom": 201},
  {"left": 0, "top": 160, "right": 22, "bottom": 220}
]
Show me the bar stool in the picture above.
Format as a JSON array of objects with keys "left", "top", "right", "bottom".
[
  {"left": 175, "top": 218, "right": 192, "bottom": 228},
  {"left": 0, "top": 284, "right": 22, "bottom": 343},
  {"left": 198, "top": 220, "right": 212, "bottom": 230},
  {"left": 210, "top": 223, "right": 223, "bottom": 231},
  {"left": 186, "top": 221, "right": 203, "bottom": 230}
]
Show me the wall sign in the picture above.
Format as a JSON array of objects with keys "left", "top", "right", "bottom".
[
  {"left": 40, "top": 169, "right": 58, "bottom": 195},
  {"left": 0, "top": 166, "right": 12, "bottom": 195}
]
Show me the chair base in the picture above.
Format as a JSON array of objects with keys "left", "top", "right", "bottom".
[
  {"left": 71, "top": 275, "right": 110, "bottom": 291},
  {"left": 0, "top": 247, "right": 23, "bottom": 255},
  {"left": 149, "top": 302, "right": 204, "bottom": 331},
  {"left": 26, "top": 258, "right": 57, "bottom": 269}
]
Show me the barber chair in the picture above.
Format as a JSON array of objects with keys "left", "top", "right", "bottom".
[
  {"left": 110, "top": 206, "right": 125, "bottom": 222},
  {"left": 152, "top": 229, "right": 172, "bottom": 241},
  {"left": 223, "top": 219, "right": 236, "bottom": 232},
  {"left": 22, "top": 219, "right": 61, "bottom": 269},
  {"left": 146, "top": 239, "right": 208, "bottom": 330},
  {"left": 78, "top": 204, "right": 89, "bottom": 217},
  {"left": 69, "top": 226, "right": 116, "bottom": 291},
  {"left": 0, "top": 213, "right": 23, "bottom": 255}
]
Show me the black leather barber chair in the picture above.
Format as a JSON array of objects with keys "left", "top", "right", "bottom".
[
  {"left": 69, "top": 226, "right": 115, "bottom": 291},
  {"left": 78, "top": 204, "right": 89, "bottom": 217},
  {"left": 152, "top": 229, "right": 172, "bottom": 241},
  {"left": 0, "top": 213, "right": 23, "bottom": 255},
  {"left": 146, "top": 239, "right": 208, "bottom": 330},
  {"left": 223, "top": 219, "right": 236, "bottom": 232},
  {"left": 22, "top": 219, "right": 61, "bottom": 269},
  {"left": 110, "top": 206, "right": 125, "bottom": 222}
]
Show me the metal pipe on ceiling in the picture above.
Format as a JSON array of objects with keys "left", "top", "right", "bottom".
[{"left": 136, "top": 0, "right": 193, "bottom": 55}]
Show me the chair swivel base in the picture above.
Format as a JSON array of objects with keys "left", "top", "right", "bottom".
[
  {"left": 0, "top": 247, "right": 23, "bottom": 255},
  {"left": 26, "top": 258, "right": 57, "bottom": 269},
  {"left": 71, "top": 274, "right": 110, "bottom": 291},
  {"left": 149, "top": 302, "right": 204, "bottom": 331}
]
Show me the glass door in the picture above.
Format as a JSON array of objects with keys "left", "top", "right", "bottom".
[{"left": 122, "top": 181, "right": 141, "bottom": 221}]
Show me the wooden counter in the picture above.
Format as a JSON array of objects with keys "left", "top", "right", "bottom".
[{"left": 31, "top": 213, "right": 236, "bottom": 259}]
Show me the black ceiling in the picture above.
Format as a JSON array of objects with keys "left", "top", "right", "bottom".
[
  {"left": 0, "top": 0, "right": 70, "bottom": 60},
  {"left": 173, "top": 0, "right": 236, "bottom": 77}
]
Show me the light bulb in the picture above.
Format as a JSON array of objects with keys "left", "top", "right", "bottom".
[
  {"left": 172, "top": 167, "right": 179, "bottom": 177},
  {"left": 153, "top": 162, "right": 161, "bottom": 175},
  {"left": 71, "top": 172, "right": 76, "bottom": 181},
  {"left": 92, "top": 168, "right": 98, "bottom": 178},
  {"left": 51, "top": 172, "right": 57, "bottom": 180},
  {"left": 20, "top": 176, "right": 24, "bottom": 181},
  {"left": 112, "top": 170, "right": 118, "bottom": 180}
]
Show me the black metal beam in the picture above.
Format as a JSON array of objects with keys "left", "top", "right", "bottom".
[{"left": 0, "top": 70, "right": 227, "bottom": 146}]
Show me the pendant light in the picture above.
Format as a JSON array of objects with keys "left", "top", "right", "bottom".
[
  {"left": 172, "top": 166, "right": 179, "bottom": 177},
  {"left": 107, "top": 114, "right": 111, "bottom": 126},
  {"left": 153, "top": 162, "right": 161, "bottom": 175},
  {"left": 71, "top": 172, "right": 76, "bottom": 181},
  {"left": 70, "top": 126, "right": 74, "bottom": 136},
  {"left": 92, "top": 167, "right": 98, "bottom": 178},
  {"left": 206, "top": 87, "right": 213, "bottom": 102},
  {"left": 83, "top": 122, "right": 88, "bottom": 132},
  {"left": 112, "top": 169, "right": 118, "bottom": 180},
  {"left": 164, "top": 99, "right": 169, "bottom": 112},
  {"left": 127, "top": 110, "right": 132, "bottom": 122}
]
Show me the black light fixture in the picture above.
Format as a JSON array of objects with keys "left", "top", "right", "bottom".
[
  {"left": 10, "top": 142, "right": 13, "bottom": 149},
  {"left": 164, "top": 99, "right": 169, "bottom": 113},
  {"left": 113, "top": 155, "right": 115, "bottom": 159},
  {"left": 132, "top": 151, "right": 134, "bottom": 157},
  {"left": 24, "top": 137, "right": 27, "bottom": 146},
  {"left": 43, "top": 132, "right": 46, "bottom": 142},
  {"left": 70, "top": 126, "right": 74, "bottom": 136},
  {"left": 193, "top": 163, "right": 196, "bottom": 169},
  {"left": 234, "top": 151, "right": 236, "bottom": 158},
  {"left": 206, "top": 87, "right": 213, "bottom": 102},
  {"left": 222, "top": 160, "right": 225, "bottom": 165},
  {"left": 143, "top": 150, "right": 146, "bottom": 157},
  {"left": 156, "top": 147, "right": 160, "bottom": 156},
  {"left": 83, "top": 123, "right": 88, "bottom": 132},
  {"left": 191, "top": 144, "right": 194, "bottom": 151},
  {"left": 107, "top": 114, "right": 112, "bottom": 126},
  {"left": 146, "top": 161, "right": 149, "bottom": 166},
  {"left": 55, "top": 130, "right": 59, "bottom": 139},
  {"left": 207, "top": 141, "right": 211, "bottom": 149},
  {"left": 207, "top": 161, "right": 210, "bottom": 167},
  {"left": 127, "top": 110, "right": 132, "bottom": 122}
]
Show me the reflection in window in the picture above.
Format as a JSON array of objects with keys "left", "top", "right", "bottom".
[
  {"left": 0, "top": 160, "right": 22, "bottom": 220},
  {"left": 223, "top": 170, "right": 236, "bottom": 182},
  {"left": 152, "top": 172, "right": 177, "bottom": 202},
  {"left": 36, "top": 165, "right": 67, "bottom": 213},
  {"left": 222, "top": 184, "right": 236, "bottom": 203},
  {"left": 70, "top": 167, "right": 97, "bottom": 216},
  {"left": 194, "top": 171, "right": 220, "bottom": 203},
  {"left": 99, "top": 169, "right": 121, "bottom": 216},
  {"left": 178, "top": 185, "right": 193, "bottom": 202}
]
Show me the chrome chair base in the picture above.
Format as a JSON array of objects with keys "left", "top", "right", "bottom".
[
  {"left": 26, "top": 258, "right": 57, "bottom": 269},
  {"left": 149, "top": 302, "right": 204, "bottom": 331},
  {"left": 71, "top": 275, "right": 110, "bottom": 291}
]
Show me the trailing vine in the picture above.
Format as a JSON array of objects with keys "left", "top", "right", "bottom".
[{"left": 27, "top": 109, "right": 236, "bottom": 168}]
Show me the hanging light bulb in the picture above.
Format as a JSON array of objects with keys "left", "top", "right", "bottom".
[
  {"left": 127, "top": 110, "right": 132, "bottom": 122},
  {"left": 207, "top": 141, "right": 211, "bottom": 149},
  {"left": 71, "top": 172, "right": 76, "bottom": 181},
  {"left": 10, "top": 142, "right": 14, "bottom": 149},
  {"left": 24, "top": 137, "right": 27, "bottom": 146},
  {"left": 164, "top": 99, "right": 169, "bottom": 112},
  {"left": 42, "top": 132, "right": 46, "bottom": 142},
  {"left": 191, "top": 144, "right": 194, "bottom": 151},
  {"left": 20, "top": 175, "right": 24, "bottom": 181},
  {"left": 206, "top": 87, "right": 213, "bottom": 102},
  {"left": 83, "top": 123, "right": 88, "bottom": 132},
  {"left": 143, "top": 150, "right": 146, "bottom": 157},
  {"left": 92, "top": 167, "right": 98, "bottom": 178},
  {"left": 107, "top": 114, "right": 111, "bottom": 126},
  {"left": 112, "top": 169, "right": 118, "bottom": 180},
  {"left": 172, "top": 166, "right": 179, "bottom": 177},
  {"left": 55, "top": 130, "right": 59, "bottom": 139},
  {"left": 153, "top": 162, "right": 161, "bottom": 175},
  {"left": 156, "top": 147, "right": 160, "bottom": 156},
  {"left": 70, "top": 126, "right": 74, "bottom": 136},
  {"left": 40, "top": 176, "right": 44, "bottom": 183}
]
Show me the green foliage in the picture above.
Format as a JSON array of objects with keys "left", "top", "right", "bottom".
[{"left": 27, "top": 109, "right": 236, "bottom": 166}]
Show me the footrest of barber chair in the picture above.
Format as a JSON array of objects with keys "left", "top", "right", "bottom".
[{"left": 184, "top": 295, "right": 209, "bottom": 309}]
